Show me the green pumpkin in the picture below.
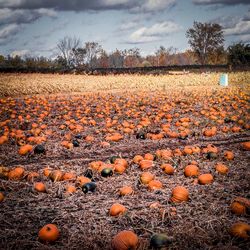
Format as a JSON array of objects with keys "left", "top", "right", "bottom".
[
  {"left": 206, "top": 152, "right": 218, "bottom": 160},
  {"left": 150, "top": 234, "right": 172, "bottom": 249},
  {"left": 101, "top": 168, "right": 113, "bottom": 177},
  {"left": 110, "top": 156, "right": 119, "bottom": 164},
  {"left": 82, "top": 182, "right": 96, "bottom": 193}
]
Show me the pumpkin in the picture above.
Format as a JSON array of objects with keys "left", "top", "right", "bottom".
[
  {"left": 215, "top": 163, "right": 228, "bottom": 174},
  {"left": 114, "top": 158, "right": 128, "bottom": 168},
  {"left": 230, "top": 222, "right": 250, "bottom": 239},
  {"left": 8, "top": 167, "right": 25, "bottom": 180},
  {"left": 0, "top": 166, "right": 10, "bottom": 179},
  {"left": 148, "top": 180, "right": 163, "bottom": 190},
  {"left": 111, "top": 230, "right": 138, "bottom": 250},
  {"left": 150, "top": 234, "right": 172, "bottom": 248},
  {"left": 49, "top": 170, "right": 63, "bottom": 182},
  {"left": 82, "top": 182, "right": 96, "bottom": 193},
  {"left": 171, "top": 186, "right": 189, "bottom": 203},
  {"left": 140, "top": 172, "right": 155, "bottom": 184},
  {"left": 230, "top": 202, "right": 246, "bottom": 215},
  {"left": 161, "top": 164, "right": 174, "bottom": 175},
  {"left": 43, "top": 167, "right": 51, "bottom": 177},
  {"left": 109, "top": 203, "right": 126, "bottom": 216},
  {"left": 114, "top": 164, "right": 126, "bottom": 174},
  {"left": 38, "top": 224, "right": 59, "bottom": 242},
  {"left": 224, "top": 151, "right": 234, "bottom": 160},
  {"left": 139, "top": 160, "right": 153, "bottom": 170},
  {"left": 101, "top": 168, "right": 113, "bottom": 177},
  {"left": 76, "top": 176, "right": 91, "bottom": 187},
  {"left": 34, "top": 182, "right": 46, "bottom": 193},
  {"left": 18, "top": 144, "right": 33, "bottom": 155},
  {"left": 34, "top": 144, "right": 45, "bottom": 154},
  {"left": 184, "top": 165, "right": 199, "bottom": 177},
  {"left": 144, "top": 153, "right": 155, "bottom": 161},
  {"left": 0, "top": 192, "right": 4, "bottom": 202},
  {"left": 62, "top": 172, "right": 76, "bottom": 181},
  {"left": 27, "top": 171, "right": 39, "bottom": 182},
  {"left": 133, "top": 155, "right": 143, "bottom": 164},
  {"left": 0, "top": 135, "right": 8, "bottom": 145},
  {"left": 65, "top": 185, "right": 76, "bottom": 194},
  {"left": 119, "top": 186, "right": 133, "bottom": 196},
  {"left": 241, "top": 141, "right": 250, "bottom": 151},
  {"left": 198, "top": 174, "right": 214, "bottom": 185}
]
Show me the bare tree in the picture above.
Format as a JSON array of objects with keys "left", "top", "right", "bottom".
[
  {"left": 186, "top": 22, "right": 224, "bottom": 65},
  {"left": 85, "top": 42, "right": 102, "bottom": 68},
  {"left": 57, "top": 36, "right": 81, "bottom": 67}
]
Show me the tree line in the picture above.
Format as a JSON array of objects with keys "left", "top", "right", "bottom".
[{"left": 0, "top": 22, "right": 249, "bottom": 73}]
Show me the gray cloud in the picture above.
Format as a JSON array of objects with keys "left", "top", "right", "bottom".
[
  {"left": 0, "top": 0, "right": 176, "bottom": 12},
  {"left": 125, "top": 21, "right": 182, "bottom": 44},
  {"left": 193, "top": 0, "right": 249, "bottom": 5},
  {"left": 211, "top": 11, "right": 250, "bottom": 37},
  {"left": 0, "top": 8, "right": 57, "bottom": 25},
  {"left": 0, "top": 23, "right": 22, "bottom": 45}
]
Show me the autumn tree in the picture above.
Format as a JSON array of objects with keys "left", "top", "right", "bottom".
[
  {"left": 186, "top": 22, "right": 224, "bottom": 65},
  {"left": 84, "top": 42, "right": 102, "bottom": 68},
  {"left": 228, "top": 42, "right": 250, "bottom": 66},
  {"left": 57, "top": 36, "right": 81, "bottom": 67}
]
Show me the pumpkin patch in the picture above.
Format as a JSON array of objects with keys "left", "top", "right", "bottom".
[{"left": 0, "top": 73, "right": 249, "bottom": 249}]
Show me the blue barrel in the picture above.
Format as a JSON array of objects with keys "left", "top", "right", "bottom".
[{"left": 219, "top": 74, "right": 228, "bottom": 86}]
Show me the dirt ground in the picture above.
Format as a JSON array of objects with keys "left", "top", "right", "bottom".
[{"left": 0, "top": 75, "right": 249, "bottom": 249}]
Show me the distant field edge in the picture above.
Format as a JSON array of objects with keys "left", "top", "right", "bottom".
[{"left": 0, "top": 64, "right": 250, "bottom": 75}]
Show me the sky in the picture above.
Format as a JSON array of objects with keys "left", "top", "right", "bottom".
[{"left": 0, "top": 0, "right": 249, "bottom": 58}]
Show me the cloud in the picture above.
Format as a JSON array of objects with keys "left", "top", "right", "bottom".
[
  {"left": 193, "top": 0, "right": 250, "bottom": 5},
  {"left": 131, "top": 0, "right": 176, "bottom": 13},
  {"left": 10, "top": 49, "right": 30, "bottom": 58},
  {"left": 0, "top": 8, "right": 57, "bottom": 25},
  {"left": 118, "top": 21, "right": 139, "bottom": 32},
  {"left": 126, "top": 21, "right": 182, "bottom": 44},
  {"left": 211, "top": 11, "right": 250, "bottom": 37},
  {"left": 224, "top": 20, "right": 250, "bottom": 36},
  {"left": 0, "top": 23, "right": 22, "bottom": 45},
  {"left": 0, "top": 24, "right": 20, "bottom": 39},
  {"left": 0, "top": 0, "right": 176, "bottom": 12}
]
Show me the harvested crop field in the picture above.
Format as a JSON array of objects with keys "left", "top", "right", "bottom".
[
  {"left": 0, "top": 73, "right": 250, "bottom": 250},
  {"left": 0, "top": 72, "right": 249, "bottom": 97}
]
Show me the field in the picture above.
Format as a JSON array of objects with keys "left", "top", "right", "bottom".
[{"left": 0, "top": 72, "right": 250, "bottom": 250}]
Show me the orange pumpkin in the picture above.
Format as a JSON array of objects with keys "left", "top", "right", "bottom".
[
  {"left": 161, "top": 164, "right": 174, "bottom": 175},
  {"left": 198, "top": 174, "right": 214, "bottom": 185},
  {"left": 109, "top": 203, "right": 126, "bottom": 216},
  {"left": 215, "top": 163, "right": 228, "bottom": 174},
  {"left": 230, "top": 222, "right": 250, "bottom": 239},
  {"left": 27, "top": 171, "right": 39, "bottom": 182},
  {"left": 76, "top": 176, "right": 91, "bottom": 187},
  {"left": 139, "top": 160, "right": 153, "bottom": 170},
  {"left": 241, "top": 141, "right": 250, "bottom": 151},
  {"left": 8, "top": 167, "right": 25, "bottom": 180},
  {"left": 148, "top": 180, "right": 163, "bottom": 190},
  {"left": 224, "top": 151, "right": 234, "bottom": 160},
  {"left": 140, "top": 172, "right": 155, "bottom": 184},
  {"left": 133, "top": 155, "right": 143, "bottom": 164},
  {"left": 62, "top": 172, "right": 76, "bottom": 181},
  {"left": 34, "top": 182, "right": 46, "bottom": 192},
  {"left": 49, "top": 170, "right": 63, "bottom": 182},
  {"left": 184, "top": 165, "right": 199, "bottom": 177},
  {"left": 18, "top": 144, "right": 33, "bottom": 155},
  {"left": 230, "top": 202, "right": 246, "bottom": 215},
  {"left": 111, "top": 230, "right": 139, "bottom": 250},
  {"left": 171, "top": 186, "right": 189, "bottom": 203},
  {"left": 119, "top": 186, "right": 133, "bottom": 196},
  {"left": 114, "top": 158, "right": 128, "bottom": 168},
  {"left": 65, "top": 185, "right": 77, "bottom": 194},
  {"left": 38, "top": 224, "right": 59, "bottom": 242},
  {"left": 0, "top": 192, "right": 4, "bottom": 202}
]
